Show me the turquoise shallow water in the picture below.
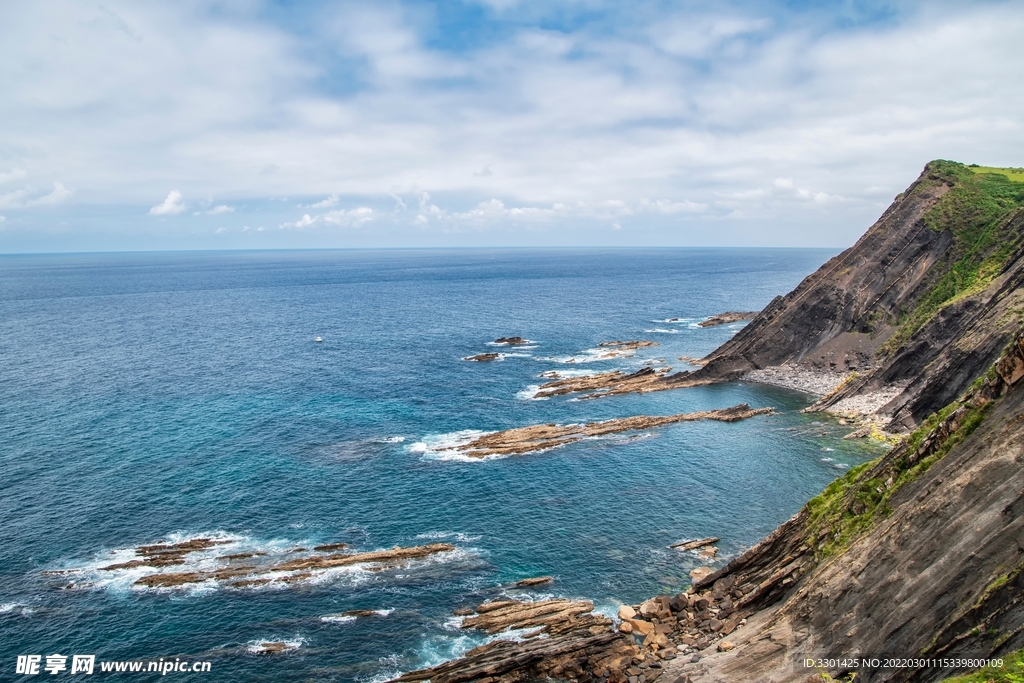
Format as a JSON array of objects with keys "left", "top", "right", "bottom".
[{"left": 0, "top": 248, "right": 885, "bottom": 681}]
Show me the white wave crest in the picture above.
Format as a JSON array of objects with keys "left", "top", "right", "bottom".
[{"left": 408, "top": 430, "right": 502, "bottom": 461}]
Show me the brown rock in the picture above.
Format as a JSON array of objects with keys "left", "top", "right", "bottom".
[
  {"left": 670, "top": 537, "right": 720, "bottom": 551},
  {"left": 514, "top": 576, "right": 553, "bottom": 587},
  {"left": 618, "top": 605, "right": 637, "bottom": 620},
  {"left": 697, "top": 312, "right": 759, "bottom": 328},
  {"left": 619, "top": 622, "right": 634, "bottom": 634},
  {"left": 628, "top": 619, "right": 654, "bottom": 635},
  {"left": 494, "top": 337, "right": 529, "bottom": 345},
  {"left": 447, "top": 407, "right": 772, "bottom": 458},
  {"left": 717, "top": 640, "right": 735, "bottom": 652},
  {"left": 689, "top": 567, "right": 714, "bottom": 584},
  {"left": 465, "top": 353, "right": 501, "bottom": 362},
  {"left": 312, "top": 543, "right": 348, "bottom": 552}
]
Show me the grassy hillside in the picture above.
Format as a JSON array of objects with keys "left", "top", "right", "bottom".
[{"left": 881, "top": 160, "right": 1024, "bottom": 354}]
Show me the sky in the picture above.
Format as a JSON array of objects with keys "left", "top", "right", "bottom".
[{"left": 1, "top": 0, "right": 1023, "bottom": 252}]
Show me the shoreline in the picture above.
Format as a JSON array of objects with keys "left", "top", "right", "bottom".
[{"left": 742, "top": 363, "right": 906, "bottom": 441}]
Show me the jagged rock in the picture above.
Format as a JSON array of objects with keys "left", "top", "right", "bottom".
[
  {"left": 628, "top": 619, "right": 654, "bottom": 635},
  {"left": 618, "top": 605, "right": 637, "bottom": 620},
  {"left": 698, "top": 312, "right": 759, "bottom": 328},
  {"left": 464, "top": 353, "right": 501, "bottom": 362},
  {"left": 312, "top": 543, "right": 348, "bottom": 551},
  {"left": 131, "top": 543, "right": 454, "bottom": 588},
  {"left": 598, "top": 340, "right": 658, "bottom": 350},
  {"left": 619, "top": 621, "right": 633, "bottom": 633},
  {"left": 670, "top": 537, "right": 720, "bottom": 551},
  {"left": 390, "top": 598, "right": 622, "bottom": 683},
  {"left": 716, "top": 640, "right": 735, "bottom": 652},
  {"left": 494, "top": 337, "right": 529, "bottom": 345},
  {"left": 514, "top": 576, "right": 553, "bottom": 587}
]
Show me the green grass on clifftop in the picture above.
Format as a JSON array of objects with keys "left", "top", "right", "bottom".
[
  {"left": 969, "top": 165, "right": 1024, "bottom": 183},
  {"left": 882, "top": 160, "right": 1024, "bottom": 354}
]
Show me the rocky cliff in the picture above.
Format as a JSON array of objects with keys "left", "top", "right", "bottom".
[
  {"left": 686, "top": 161, "right": 1024, "bottom": 431},
  {"left": 664, "top": 162, "right": 1024, "bottom": 682}
]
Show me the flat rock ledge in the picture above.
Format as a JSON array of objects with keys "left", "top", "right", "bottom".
[
  {"left": 391, "top": 598, "right": 621, "bottom": 683},
  {"left": 451, "top": 405, "right": 773, "bottom": 458},
  {"left": 91, "top": 541, "right": 454, "bottom": 589},
  {"left": 697, "top": 312, "right": 759, "bottom": 328},
  {"left": 391, "top": 577, "right": 751, "bottom": 683}
]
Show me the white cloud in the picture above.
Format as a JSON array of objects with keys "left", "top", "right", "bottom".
[
  {"left": 0, "top": 181, "right": 72, "bottom": 208},
  {"left": 280, "top": 206, "right": 373, "bottom": 229},
  {"left": 638, "top": 198, "right": 708, "bottom": 214},
  {"left": 149, "top": 190, "right": 186, "bottom": 215},
  {"left": 27, "top": 181, "right": 72, "bottom": 206},
  {"left": 308, "top": 194, "right": 339, "bottom": 209},
  {"left": 0, "top": 215, "right": 5, "bottom": 222},
  {"left": 1, "top": 2, "right": 1023, "bottom": 247},
  {"left": 205, "top": 204, "right": 234, "bottom": 215},
  {"left": 0, "top": 189, "right": 28, "bottom": 208},
  {"left": 0, "top": 168, "right": 28, "bottom": 185}
]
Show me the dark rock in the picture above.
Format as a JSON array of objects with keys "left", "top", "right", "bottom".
[
  {"left": 494, "top": 337, "right": 529, "bottom": 345},
  {"left": 465, "top": 353, "right": 501, "bottom": 362}
]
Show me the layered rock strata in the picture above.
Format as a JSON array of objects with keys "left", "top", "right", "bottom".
[
  {"left": 448, "top": 405, "right": 773, "bottom": 458},
  {"left": 80, "top": 541, "right": 455, "bottom": 589}
]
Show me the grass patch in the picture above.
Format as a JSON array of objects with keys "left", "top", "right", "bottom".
[
  {"left": 940, "top": 646, "right": 1024, "bottom": 682},
  {"left": 881, "top": 160, "right": 1024, "bottom": 355},
  {"left": 803, "top": 395, "right": 991, "bottom": 559},
  {"left": 969, "top": 165, "right": 1024, "bottom": 183}
]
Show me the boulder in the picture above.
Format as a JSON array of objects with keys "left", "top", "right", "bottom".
[
  {"left": 618, "top": 605, "right": 637, "bottom": 620},
  {"left": 689, "top": 567, "right": 714, "bottom": 584}
]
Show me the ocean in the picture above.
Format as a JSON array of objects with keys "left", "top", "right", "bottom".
[{"left": 0, "top": 248, "right": 884, "bottom": 681}]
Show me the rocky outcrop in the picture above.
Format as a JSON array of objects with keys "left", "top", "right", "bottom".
[
  {"left": 465, "top": 353, "right": 502, "bottom": 361},
  {"left": 698, "top": 312, "right": 759, "bottom": 328},
  {"left": 687, "top": 162, "right": 1024, "bottom": 431},
  {"left": 668, "top": 329, "right": 1024, "bottom": 682},
  {"left": 598, "top": 341, "right": 659, "bottom": 350},
  {"left": 445, "top": 405, "right": 773, "bottom": 458},
  {"left": 515, "top": 576, "right": 554, "bottom": 587},
  {"left": 495, "top": 337, "right": 530, "bottom": 345},
  {"left": 87, "top": 542, "right": 455, "bottom": 589},
  {"left": 392, "top": 599, "right": 624, "bottom": 683}
]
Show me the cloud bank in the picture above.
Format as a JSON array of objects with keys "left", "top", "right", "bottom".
[{"left": 0, "top": 1, "right": 1022, "bottom": 250}]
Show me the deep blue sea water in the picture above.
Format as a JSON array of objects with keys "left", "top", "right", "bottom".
[{"left": 0, "top": 248, "right": 885, "bottom": 681}]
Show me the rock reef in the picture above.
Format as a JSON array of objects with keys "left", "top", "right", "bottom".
[
  {"left": 392, "top": 583, "right": 756, "bottom": 683},
  {"left": 446, "top": 405, "right": 773, "bottom": 458},
  {"left": 90, "top": 541, "right": 455, "bottom": 589},
  {"left": 495, "top": 337, "right": 530, "bottom": 345},
  {"left": 697, "top": 312, "right": 758, "bottom": 328},
  {"left": 465, "top": 353, "right": 501, "bottom": 362},
  {"left": 392, "top": 598, "right": 622, "bottom": 683}
]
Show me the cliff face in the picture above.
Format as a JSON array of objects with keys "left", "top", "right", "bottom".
[
  {"left": 685, "top": 161, "right": 1024, "bottom": 430},
  {"left": 675, "top": 332, "right": 1024, "bottom": 683},
  {"left": 668, "top": 162, "right": 1024, "bottom": 683}
]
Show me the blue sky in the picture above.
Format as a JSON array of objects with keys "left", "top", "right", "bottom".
[{"left": 1, "top": 0, "right": 1022, "bottom": 252}]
